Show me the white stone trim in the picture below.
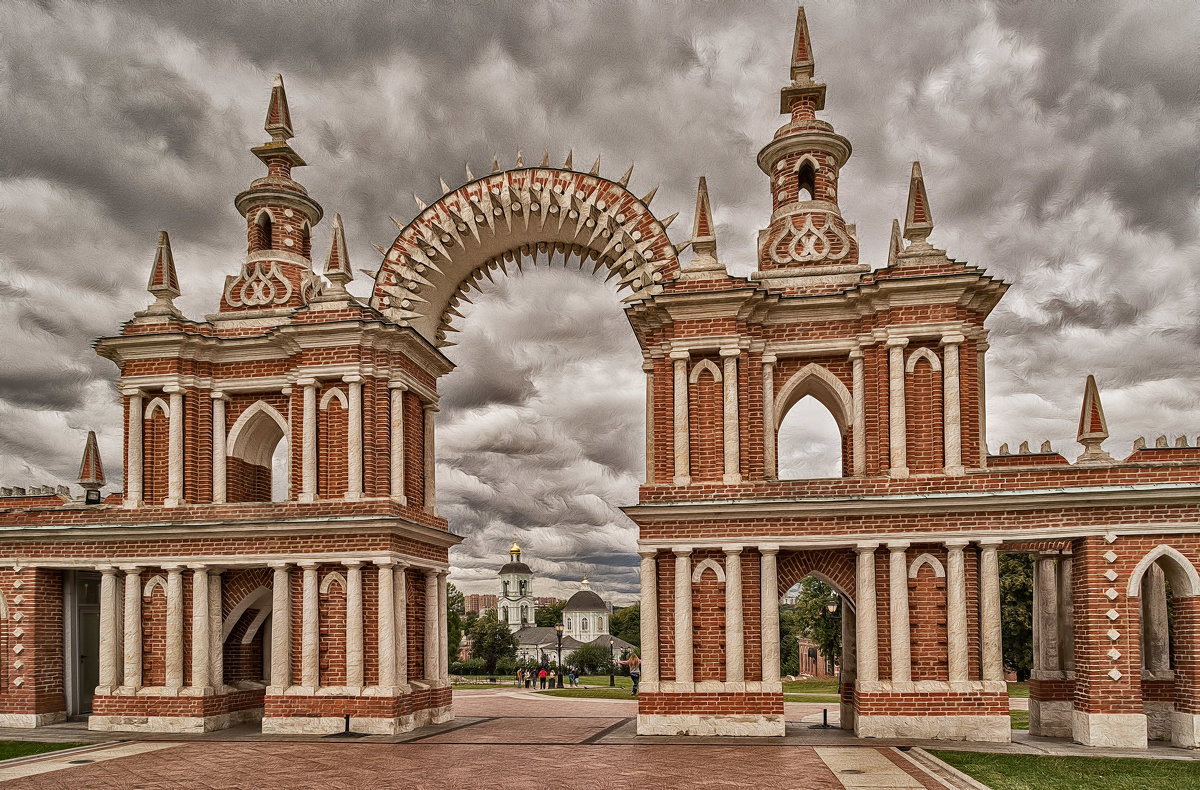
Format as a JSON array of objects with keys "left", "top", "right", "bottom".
[
  {"left": 904, "top": 346, "right": 941, "bottom": 373},
  {"left": 241, "top": 607, "right": 270, "bottom": 645},
  {"left": 1126, "top": 544, "right": 1200, "bottom": 598},
  {"left": 143, "top": 575, "right": 167, "bottom": 597},
  {"left": 762, "top": 355, "right": 776, "bottom": 480},
  {"left": 688, "top": 358, "right": 722, "bottom": 384},
  {"left": 637, "top": 714, "right": 785, "bottom": 737},
  {"left": 674, "top": 548, "right": 693, "bottom": 684},
  {"left": 319, "top": 386, "right": 348, "bottom": 410},
  {"left": 672, "top": 352, "right": 691, "bottom": 485},
  {"left": 226, "top": 401, "right": 289, "bottom": 468},
  {"left": 887, "top": 340, "right": 908, "bottom": 477},
  {"left": 773, "top": 363, "right": 852, "bottom": 434},
  {"left": 1072, "top": 711, "right": 1148, "bottom": 748},
  {"left": 0, "top": 712, "right": 66, "bottom": 728},
  {"left": 690, "top": 557, "right": 726, "bottom": 584},
  {"left": 888, "top": 545, "right": 910, "bottom": 682},
  {"left": 855, "top": 714, "right": 1009, "bottom": 743},
  {"left": 222, "top": 585, "right": 271, "bottom": 642},
  {"left": 908, "top": 553, "right": 946, "bottom": 578},
  {"left": 638, "top": 551, "right": 659, "bottom": 684},
  {"left": 318, "top": 571, "right": 347, "bottom": 594},
  {"left": 850, "top": 350, "right": 865, "bottom": 476},
  {"left": 144, "top": 397, "right": 170, "bottom": 419}
]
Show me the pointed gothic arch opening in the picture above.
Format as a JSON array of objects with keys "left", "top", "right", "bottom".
[
  {"left": 252, "top": 210, "right": 273, "bottom": 253},
  {"left": 774, "top": 363, "right": 853, "bottom": 479},
  {"left": 226, "top": 401, "right": 290, "bottom": 503},
  {"left": 796, "top": 157, "right": 817, "bottom": 201}
]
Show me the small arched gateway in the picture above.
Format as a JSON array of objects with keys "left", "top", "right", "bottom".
[{"left": 1, "top": 6, "right": 1199, "bottom": 752}]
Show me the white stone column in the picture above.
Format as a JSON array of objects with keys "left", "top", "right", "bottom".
[
  {"left": 438, "top": 571, "right": 449, "bottom": 681},
  {"left": 269, "top": 562, "right": 292, "bottom": 691},
  {"left": 394, "top": 564, "right": 408, "bottom": 685},
  {"left": 208, "top": 569, "right": 223, "bottom": 690},
  {"left": 211, "top": 392, "right": 227, "bottom": 504},
  {"left": 165, "top": 386, "right": 185, "bottom": 506},
  {"left": 1059, "top": 556, "right": 1075, "bottom": 673},
  {"left": 344, "top": 375, "right": 364, "bottom": 500},
  {"left": 670, "top": 351, "right": 691, "bottom": 485},
  {"left": 375, "top": 560, "right": 397, "bottom": 688},
  {"left": 300, "top": 561, "right": 319, "bottom": 689},
  {"left": 979, "top": 541, "right": 1003, "bottom": 682},
  {"left": 762, "top": 354, "right": 777, "bottom": 480},
  {"left": 389, "top": 382, "right": 407, "bottom": 503},
  {"left": 423, "top": 403, "right": 438, "bottom": 514},
  {"left": 343, "top": 561, "right": 363, "bottom": 688},
  {"left": 888, "top": 542, "right": 911, "bottom": 682},
  {"left": 759, "top": 546, "right": 780, "bottom": 685},
  {"left": 1145, "top": 563, "right": 1170, "bottom": 674},
  {"left": 946, "top": 540, "right": 969, "bottom": 682},
  {"left": 121, "top": 565, "right": 142, "bottom": 689},
  {"left": 720, "top": 347, "right": 741, "bottom": 484},
  {"left": 1033, "top": 554, "right": 1060, "bottom": 675},
  {"left": 299, "top": 378, "right": 318, "bottom": 503},
  {"left": 855, "top": 545, "right": 879, "bottom": 682},
  {"left": 643, "top": 360, "right": 656, "bottom": 485},
  {"left": 638, "top": 550, "right": 659, "bottom": 685},
  {"left": 887, "top": 338, "right": 909, "bottom": 477},
  {"left": 977, "top": 338, "right": 989, "bottom": 467},
  {"left": 724, "top": 546, "right": 744, "bottom": 684},
  {"left": 850, "top": 349, "right": 866, "bottom": 477},
  {"left": 124, "top": 389, "right": 144, "bottom": 508},
  {"left": 673, "top": 548, "right": 693, "bottom": 684},
  {"left": 165, "top": 565, "right": 184, "bottom": 690},
  {"left": 98, "top": 566, "right": 121, "bottom": 691},
  {"left": 424, "top": 569, "right": 439, "bottom": 681},
  {"left": 189, "top": 565, "right": 211, "bottom": 690},
  {"left": 942, "top": 334, "right": 964, "bottom": 475}
]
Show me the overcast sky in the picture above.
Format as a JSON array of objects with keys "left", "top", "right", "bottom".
[{"left": 1, "top": 1, "right": 1198, "bottom": 603}]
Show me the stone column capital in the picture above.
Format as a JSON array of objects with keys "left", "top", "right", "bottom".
[
  {"left": 668, "top": 349, "right": 691, "bottom": 361},
  {"left": 886, "top": 337, "right": 910, "bottom": 349},
  {"left": 341, "top": 560, "right": 365, "bottom": 569},
  {"left": 423, "top": 402, "right": 440, "bottom": 413},
  {"left": 944, "top": 538, "right": 970, "bottom": 550},
  {"left": 977, "top": 539, "right": 1003, "bottom": 550},
  {"left": 719, "top": 346, "right": 741, "bottom": 358},
  {"left": 423, "top": 566, "right": 439, "bottom": 578},
  {"left": 186, "top": 563, "right": 209, "bottom": 571},
  {"left": 849, "top": 348, "right": 865, "bottom": 360},
  {"left": 641, "top": 360, "right": 656, "bottom": 372},
  {"left": 855, "top": 542, "right": 879, "bottom": 554},
  {"left": 96, "top": 564, "right": 118, "bottom": 574},
  {"left": 761, "top": 353, "right": 777, "bottom": 365},
  {"left": 388, "top": 380, "right": 409, "bottom": 391},
  {"left": 941, "top": 333, "right": 966, "bottom": 346},
  {"left": 121, "top": 387, "right": 145, "bottom": 397},
  {"left": 637, "top": 548, "right": 659, "bottom": 559},
  {"left": 297, "top": 377, "right": 318, "bottom": 387},
  {"left": 161, "top": 563, "right": 185, "bottom": 572},
  {"left": 296, "top": 560, "right": 321, "bottom": 570},
  {"left": 267, "top": 560, "right": 292, "bottom": 570},
  {"left": 757, "top": 544, "right": 780, "bottom": 556},
  {"left": 342, "top": 374, "right": 363, "bottom": 383},
  {"left": 722, "top": 545, "right": 743, "bottom": 556},
  {"left": 210, "top": 390, "right": 229, "bottom": 401},
  {"left": 163, "top": 383, "right": 184, "bottom": 394},
  {"left": 117, "top": 564, "right": 142, "bottom": 574},
  {"left": 886, "top": 541, "right": 910, "bottom": 551},
  {"left": 672, "top": 547, "right": 693, "bottom": 557},
  {"left": 373, "top": 558, "right": 397, "bottom": 568}
]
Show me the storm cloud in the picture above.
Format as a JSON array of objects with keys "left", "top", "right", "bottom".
[{"left": 1, "top": 1, "right": 1197, "bottom": 603}]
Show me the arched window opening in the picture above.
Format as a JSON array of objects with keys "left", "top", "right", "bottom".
[
  {"left": 797, "top": 160, "right": 816, "bottom": 201},
  {"left": 253, "top": 211, "right": 273, "bottom": 252},
  {"left": 503, "top": 580, "right": 509, "bottom": 596},
  {"left": 777, "top": 396, "right": 843, "bottom": 479},
  {"left": 300, "top": 222, "right": 312, "bottom": 259},
  {"left": 226, "top": 401, "right": 289, "bottom": 503},
  {"left": 780, "top": 576, "right": 844, "bottom": 680}
]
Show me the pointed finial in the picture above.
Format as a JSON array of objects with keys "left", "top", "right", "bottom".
[
  {"left": 465, "top": 163, "right": 474, "bottom": 182},
  {"left": 589, "top": 154, "right": 601, "bottom": 176},
  {"left": 440, "top": 177, "right": 452, "bottom": 195},
  {"left": 640, "top": 185, "right": 658, "bottom": 206},
  {"left": 903, "top": 161, "right": 934, "bottom": 244},
  {"left": 618, "top": 164, "right": 634, "bottom": 187},
  {"left": 78, "top": 430, "right": 106, "bottom": 491},
  {"left": 491, "top": 153, "right": 500, "bottom": 173},
  {"left": 414, "top": 193, "right": 427, "bottom": 211},
  {"left": 1076, "top": 374, "right": 1114, "bottom": 464},
  {"left": 264, "top": 74, "right": 294, "bottom": 142},
  {"left": 1040, "top": 440, "right": 1052, "bottom": 453},
  {"left": 692, "top": 177, "right": 716, "bottom": 247},
  {"left": 564, "top": 149, "right": 573, "bottom": 170},
  {"left": 887, "top": 218, "right": 903, "bottom": 267},
  {"left": 791, "top": 7, "right": 815, "bottom": 82},
  {"left": 145, "top": 230, "right": 181, "bottom": 314},
  {"left": 323, "top": 213, "right": 352, "bottom": 292},
  {"left": 540, "top": 149, "right": 550, "bottom": 167},
  {"left": 515, "top": 150, "right": 524, "bottom": 168}
]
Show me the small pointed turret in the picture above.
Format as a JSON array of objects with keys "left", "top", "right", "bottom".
[
  {"left": 264, "top": 74, "right": 294, "bottom": 141},
  {"left": 322, "top": 213, "right": 352, "bottom": 293},
  {"left": 1076, "top": 374, "right": 1114, "bottom": 465},
  {"left": 886, "top": 218, "right": 904, "bottom": 267},
  {"left": 681, "top": 177, "right": 726, "bottom": 278},
  {"left": 78, "top": 430, "right": 106, "bottom": 493},
  {"left": 790, "top": 6, "right": 815, "bottom": 82},
  {"left": 903, "top": 161, "right": 934, "bottom": 245},
  {"left": 779, "top": 6, "right": 826, "bottom": 117},
  {"left": 144, "top": 231, "right": 181, "bottom": 315}
]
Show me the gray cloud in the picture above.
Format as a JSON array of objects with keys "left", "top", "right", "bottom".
[{"left": 2, "top": 0, "right": 1198, "bottom": 604}]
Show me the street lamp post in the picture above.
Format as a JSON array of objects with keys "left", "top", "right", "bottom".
[
  {"left": 555, "top": 622, "right": 564, "bottom": 688},
  {"left": 609, "top": 636, "right": 615, "bottom": 687},
  {"left": 810, "top": 596, "right": 841, "bottom": 731}
]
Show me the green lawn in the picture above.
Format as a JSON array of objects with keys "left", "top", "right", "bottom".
[
  {"left": 0, "top": 742, "right": 90, "bottom": 761},
  {"left": 784, "top": 694, "right": 841, "bottom": 703},
  {"left": 783, "top": 679, "right": 840, "bottom": 694},
  {"left": 1010, "top": 709, "right": 1029, "bottom": 730},
  {"left": 1007, "top": 682, "right": 1030, "bottom": 698},
  {"left": 931, "top": 751, "right": 1200, "bottom": 790},
  {"left": 452, "top": 682, "right": 513, "bottom": 689},
  {"left": 538, "top": 688, "right": 637, "bottom": 700}
]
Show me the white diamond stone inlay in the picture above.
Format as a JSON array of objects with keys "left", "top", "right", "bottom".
[
  {"left": 1105, "top": 569, "right": 1118, "bottom": 582},
  {"left": 1108, "top": 648, "right": 1121, "bottom": 660},
  {"left": 1106, "top": 588, "right": 1119, "bottom": 600},
  {"left": 12, "top": 644, "right": 23, "bottom": 654},
  {"left": 1107, "top": 628, "right": 1121, "bottom": 641},
  {"left": 1104, "top": 532, "right": 1118, "bottom": 544},
  {"left": 12, "top": 579, "right": 23, "bottom": 589},
  {"left": 1108, "top": 669, "right": 1123, "bottom": 681},
  {"left": 12, "top": 677, "right": 22, "bottom": 687},
  {"left": 12, "top": 595, "right": 24, "bottom": 606},
  {"left": 1107, "top": 609, "right": 1120, "bottom": 621},
  {"left": 12, "top": 628, "right": 22, "bottom": 639},
  {"left": 12, "top": 660, "right": 22, "bottom": 671},
  {"left": 1104, "top": 551, "right": 1118, "bottom": 563}
]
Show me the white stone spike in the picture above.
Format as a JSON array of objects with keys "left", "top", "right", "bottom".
[
  {"left": 564, "top": 149, "right": 573, "bottom": 169},
  {"left": 675, "top": 240, "right": 693, "bottom": 255},
  {"left": 540, "top": 149, "right": 550, "bottom": 167},
  {"left": 414, "top": 194, "right": 427, "bottom": 211},
  {"left": 660, "top": 211, "right": 679, "bottom": 229},
  {"left": 440, "top": 177, "right": 452, "bottom": 195},
  {"left": 465, "top": 163, "right": 474, "bottom": 182},
  {"left": 372, "top": 244, "right": 389, "bottom": 256},
  {"left": 589, "top": 154, "right": 601, "bottom": 176},
  {"left": 492, "top": 153, "right": 500, "bottom": 173},
  {"left": 515, "top": 151, "right": 524, "bottom": 168},
  {"left": 641, "top": 185, "right": 659, "bottom": 206},
  {"left": 618, "top": 164, "right": 634, "bottom": 187}
]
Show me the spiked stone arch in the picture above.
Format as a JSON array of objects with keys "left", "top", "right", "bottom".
[{"left": 369, "top": 159, "right": 682, "bottom": 346}]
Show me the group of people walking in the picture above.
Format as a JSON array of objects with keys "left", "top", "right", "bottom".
[{"left": 516, "top": 668, "right": 580, "bottom": 689}]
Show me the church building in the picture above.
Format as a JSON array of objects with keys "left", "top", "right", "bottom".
[{"left": 498, "top": 541, "right": 536, "bottom": 632}]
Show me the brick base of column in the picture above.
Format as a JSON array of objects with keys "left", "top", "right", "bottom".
[
  {"left": 89, "top": 688, "right": 264, "bottom": 733},
  {"left": 1072, "top": 711, "right": 1148, "bottom": 748},
  {"left": 854, "top": 682, "right": 1010, "bottom": 743},
  {"left": 636, "top": 690, "right": 785, "bottom": 736},
  {"left": 1142, "top": 675, "right": 1175, "bottom": 741},
  {"left": 261, "top": 684, "right": 452, "bottom": 735},
  {"left": 1029, "top": 676, "right": 1075, "bottom": 737}
]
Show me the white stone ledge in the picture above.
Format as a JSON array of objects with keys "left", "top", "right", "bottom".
[
  {"left": 636, "top": 714, "right": 785, "bottom": 737},
  {"left": 857, "top": 680, "right": 1007, "bottom": 694},
  {"left": 1029, "top": 699, "right": 1072, "bottom": 737},
  {"left": 89, "top": 709, "right": 261, "bottom": 734},
  {"left": 856, "top": 714, "right": 1010, "bottom": 743},
  {"left": 261, "top": 716, "right": 346, "bottom": 736},
  {"left": 0, "top": 712, "right": 65, "bottom": 728},
  {"left": 1171, "top": 712, "right": 1200, "bottom": 748},
  {"left": 1072, "top": 711, "right": 1148, "bottom": 749},
  {"left": 654, "top": 681, "right": 782, "bottom": 694}
]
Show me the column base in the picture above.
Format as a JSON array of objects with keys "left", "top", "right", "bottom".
[
  {"left": 636, "top": 713, "right": 785, "bottom": 737},
  {"left": 1072, "top": 711, "right": 1147, "bottom": 748},
  {"left": 1145, "top": 700, "right": 1174, "bottom": 741},
  {"left": 89, "top": 708, "right": 261, "bottom": 734},
  {"left": 1029, "top": 699, "right": 1073, "bottom": 737},
  {"left": 1171, "top": 712, "right": 1200, "bottom": 748},
  {"left": 854, "top": 713, "right": 1010, "bottom": 742},
  {"left": 0, "top": 712, "right": 66, "bottom": 728}
]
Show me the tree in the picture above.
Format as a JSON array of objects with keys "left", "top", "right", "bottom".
[
  {"left": 535, "top": 599, "right": 566, "bottom": 627},
  {"left": 568, "top": 642, "right": 614, "bottom": 675},
  {"left": 1000, "top": 552, "right": 1033, "bottom": 681},
  {"left": 609, "top": 603, "right": 640, "bottom": 646},
  {"left": 447, "top": 583, "right": 465, "bottom": 663},
  {"left": 783, "top": 577, "right": 842, "bottom": 677},
  {"left": 468, "top": 610, "right": 518, "bottom": 674}
]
